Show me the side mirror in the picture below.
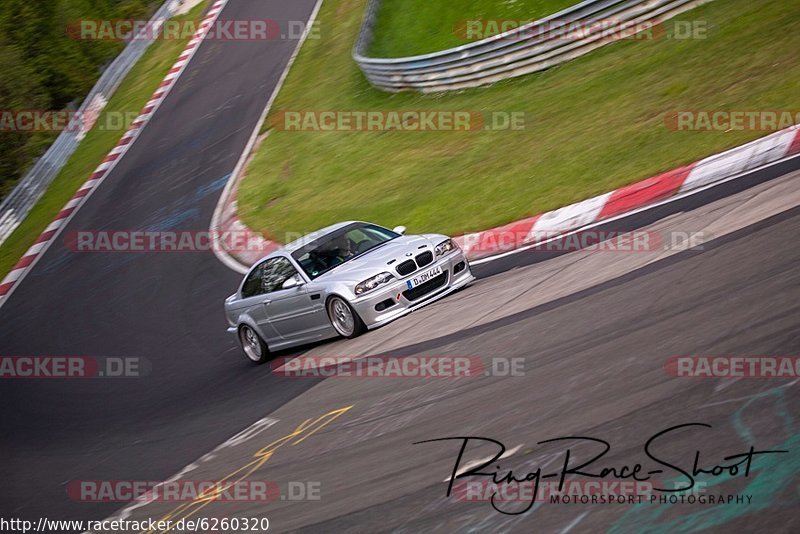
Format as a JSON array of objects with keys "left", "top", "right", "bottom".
[
  {"left": 393, "top": 225, "right": 407, "bottom": 235},
  {"left": 282, "top": 274, "right": 304, "bottom": 290}
]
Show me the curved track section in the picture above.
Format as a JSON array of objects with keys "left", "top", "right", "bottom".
[
  {"left": 1, "top": 0, "right": 799, "bottom": 532},
  {"left": 109, "top": 169, "right": 800, "bottom": 532},
  {"left": 0, "top": 0, "right": 321, "bottom": 525}
]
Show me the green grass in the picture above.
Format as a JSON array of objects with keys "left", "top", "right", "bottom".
[
  {"left": 238, "top": 0, "right": 800, "bottom": 239},
  {"left": 0, "top": 1, "right": 209, "bottom": 278},
  {"left": 368, "top": 0, "right": 577, "bottom": 57}
]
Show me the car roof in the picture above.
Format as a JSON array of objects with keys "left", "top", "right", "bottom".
[
  {"left": 245, "top": 221, "right": 397, "bottom": 277},
  {"left": 281, "top": 220, "right": 362, "bottom": 253},
  {"left": 243, "top": 225, "right": 350, "bottom": 279},
  {"left": 240, "top": 221, "right": 392, "bottom": 288}
]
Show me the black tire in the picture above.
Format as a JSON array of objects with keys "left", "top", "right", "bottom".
[
  {"left": 326, "top": 296, "right": 367, "bottom": 339},
  {"left": 238, "top": 324, "right": 269, "bottom": 364}
]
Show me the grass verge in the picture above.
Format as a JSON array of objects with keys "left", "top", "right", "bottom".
[
  {"left": 238, "top": 0, "right": 800, "bottom": 239},
  {"left": 367, "top": 0, "right": 576, "bottom": 57},
  {"left": 0, "top": 1, "right": 210, "bottom": 279}
]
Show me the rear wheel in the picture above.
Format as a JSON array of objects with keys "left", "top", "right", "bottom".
[
  {"left": 327, "top": 296, "right": 366, "bottom": 338},
  {"left": 239, "top": 325, "right": 268, "bottom": 364}
]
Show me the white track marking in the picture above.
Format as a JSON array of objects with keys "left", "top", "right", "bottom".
[
  {"left": 210, "top": 0, "right": 326, "bottom": 275},
  {"left": 558, "top": 511, "right": 590, "bottom": 534},
  {"left": 105, "top": 416, "right": 279, "bottom": 525},
  {"left": 472, "top": 151, "right": 800, "bottom": 265},
  {"left": 0, "top": 0, "right": 229, "bottom": 310},
  {"left": 680, "top": 129, "right": 797, "bottom": 192},
  {"left": 527, "top": 192, "right": 612, "bottom": 242}
]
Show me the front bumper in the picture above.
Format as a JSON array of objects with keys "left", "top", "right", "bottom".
[{"left": 349, "top": 250, "right": 474, "bottom": 329}]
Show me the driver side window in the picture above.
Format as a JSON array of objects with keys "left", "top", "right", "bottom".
[
  {"left": 241, "top": 261, "right": 267, "bottom": 299},
  {"left": 240, "top": 257, "right": 299, "bottom": 298},
  {"left": 261, "top": 257, "right": 299, "bottom": 293}
]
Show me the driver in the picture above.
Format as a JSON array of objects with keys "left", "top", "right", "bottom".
[{"left": 332, "top": 234, "right": 355, "bottom": 262}]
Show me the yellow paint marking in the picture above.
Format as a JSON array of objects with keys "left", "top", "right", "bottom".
[{"left": 138, "top": 405, "right": 353, "bottom": 533}]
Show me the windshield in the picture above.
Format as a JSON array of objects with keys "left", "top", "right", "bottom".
[{"left": 291, "top": 223, "right": 400, "bottom": 279}]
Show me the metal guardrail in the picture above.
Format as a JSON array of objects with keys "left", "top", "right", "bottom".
[
  {"left": 353, "top": 0, "right": 712, "bottom": 93},
  {"left": 0, "top": 0, "right": 185, "bottom": 247}
]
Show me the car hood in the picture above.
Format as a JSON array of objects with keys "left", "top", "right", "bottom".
[{"left": 316, "top": 234, "right": 441, "bottom": 283}]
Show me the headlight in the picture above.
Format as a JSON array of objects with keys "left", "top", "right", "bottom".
[
  {"left": 355, "top": 272, "right": 395, "bottom": 295},
  {"left": 435, "top": 239, "right": 457, "bottom": 257}
]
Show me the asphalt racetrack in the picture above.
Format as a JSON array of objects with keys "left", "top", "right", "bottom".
[
  {"left": 1, "top": 0, "right": 799, "bottom": 531},
  {"left": 0, "top": 0, "right": 322, "bottom": 524},
  {"left": 114, "top": 170, "right": 800, "bottom": 533}
]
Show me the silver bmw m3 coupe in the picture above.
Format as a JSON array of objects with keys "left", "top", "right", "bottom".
[{"left": 224, "top": 221, "right": 474, "bottom": 363}]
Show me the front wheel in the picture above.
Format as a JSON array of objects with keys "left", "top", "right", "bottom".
[
  {"left": 327, "top": 296, "right": 366, "bottom": 338},
  {"left": 239, "top": 324, "right": 269, "bottom": 364}
]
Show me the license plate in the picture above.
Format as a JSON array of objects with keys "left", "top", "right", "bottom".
[{"left": 407, "top": 266, "right": 442, "bottom": 289}]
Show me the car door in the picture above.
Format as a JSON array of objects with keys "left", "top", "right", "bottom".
[{"left": 260, "top": 257, "right": 325, "bottom": 340}]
